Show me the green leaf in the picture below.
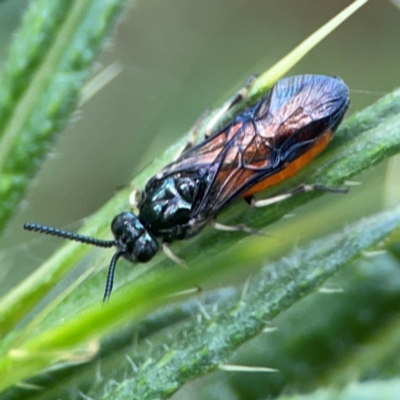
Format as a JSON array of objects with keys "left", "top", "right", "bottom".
[
  {"left": 0, "top": 0, "right": 128, "bottom": 234},
  {"left": 0, "top": 86, "right": 399, "bottom": 393},
  {"left": 0, "top": 0, "right": 374, "bottom": 337},
  {"left": 95, "top": 205, "right": 400, "bottom": 399},
  {"left": 277, "top": 379, "right": 400, "bottom": 400},
  {"left": 3, "top": 0, "right": 399, "bottom": 397}
]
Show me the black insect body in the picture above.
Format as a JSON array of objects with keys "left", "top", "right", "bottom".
[{"left": 24, "top": 74, "right": 350, "bottom": 300}]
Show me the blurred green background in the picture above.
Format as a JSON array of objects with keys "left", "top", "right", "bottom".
[{"left": 0, "top": 1, "right": 400, "bottom": 398}]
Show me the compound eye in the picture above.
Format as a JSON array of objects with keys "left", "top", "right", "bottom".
[
  {"left": 111, "top": 213, "right": 126, "bottom": 237},
  {"left": 111, "top": 212, "right": 140, "bottom": 239},
  {"left": 177, "top": 177, "right": 196, "bottom": 202},
  {"left": 133, "top": 233, "right": 159, "bottom": 262}
]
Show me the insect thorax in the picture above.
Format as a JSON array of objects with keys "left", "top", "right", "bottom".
[{"left": 139, "top": 174, "right": 206, "bottom": 241}]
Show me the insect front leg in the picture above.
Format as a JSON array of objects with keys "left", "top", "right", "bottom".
[
  {"left": 247, "top": 184, "right": 349, "bottom": 208},
  {"left": 129, "top": 188, "right": 142, "bottom": 210},
  {"left": 162, "top": 241, "right": 186, "bottom": 266}
]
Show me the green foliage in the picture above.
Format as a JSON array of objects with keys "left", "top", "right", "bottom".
[
  {"left": 1, "top": 1, "right": 400, "bottom": 399},
  {"left": 0, "top": 0, "right": 128, "bottom": 234}
]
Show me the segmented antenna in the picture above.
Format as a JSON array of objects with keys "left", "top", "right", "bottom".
[
  {"left": 103, "top": 250, "right": 125, "bottom": 302},
  {"left": 23, "top": 223, "right": 116, "bottom": 248}
]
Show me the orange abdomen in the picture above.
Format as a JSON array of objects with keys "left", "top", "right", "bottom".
[{"left": 242, "top": 130, "right": 333, "bottom": 198}]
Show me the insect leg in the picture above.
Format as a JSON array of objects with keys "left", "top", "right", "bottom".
[
  {"left": 226, "top": 74, "right": 259, "bottom": 111},
  {"left": 249, "top": 184, "right": 349, "bottom": 208},
  {"left": 129, "top": 188, "right": 142, "bottom": 209},
  {"left": 181, "top": 74, "right": 259, "bottom": 155},
  {"left": 179, "top": 107, "right": 213, "bottom": 155},
  {"left": 210, "top": 219, "right": 265, "bottom": 236},
  {"left": 162, "top": 242, "right": 186, "bottom": 266},
  {"left": 201, "top": 74, "right": 259, "bottom": 137}
]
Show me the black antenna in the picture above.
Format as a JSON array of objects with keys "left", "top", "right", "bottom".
[
  {"left": 23, "top": 222, "right": 117, "bottom": 248},
  {"left": 24, "top": 222, "right": 126, "bottom": 302},
  {"left": 103, "top": 250, "right": 125, "bottom": 302}
]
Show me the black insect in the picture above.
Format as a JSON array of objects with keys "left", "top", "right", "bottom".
[{"left": 24, "top": 74, "right": 350, "bottom": 301}]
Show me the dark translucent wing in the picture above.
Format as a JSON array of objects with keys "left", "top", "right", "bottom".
[
  {"left": 158, "top": 120, "right": 243, "bottom": 176},
  {"left": 195, "top": 75, "right": 349, "bottom": 214},
  {"left": 156, "top": 75, "right": 349, "bottom": 220},
  {"left": 254, "top": 75, "right": 349, "bottom": 157},
  {"left": 202, "top": 75, "right": 349, "bottom": 213}
]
